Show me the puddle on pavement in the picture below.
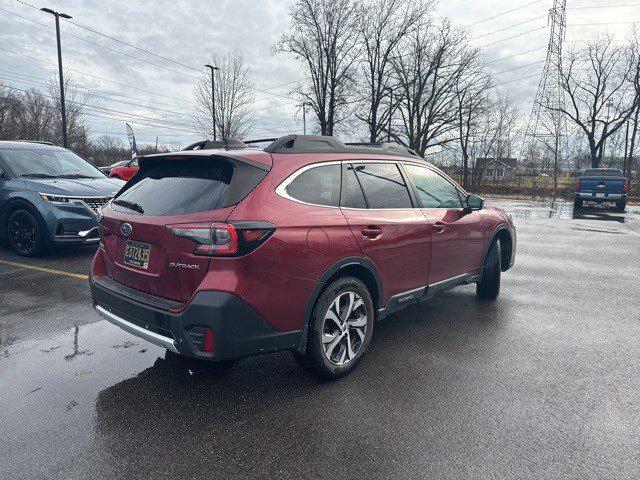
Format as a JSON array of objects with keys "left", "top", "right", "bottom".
[{"left": 486, "top": 197, "right": 640, "bottom": 229}]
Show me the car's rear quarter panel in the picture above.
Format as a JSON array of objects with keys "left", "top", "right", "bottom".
[{"left": 227, "top": 154, "right": 364, "bottom": 332}]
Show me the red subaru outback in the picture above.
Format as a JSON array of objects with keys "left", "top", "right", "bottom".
[{"left": 90, "top": 135, "right": 516, "bottom": 380}]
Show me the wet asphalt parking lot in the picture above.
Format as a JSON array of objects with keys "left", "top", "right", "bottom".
[{"left": 1, "top": 198, "right": 639, "bottom": 480}]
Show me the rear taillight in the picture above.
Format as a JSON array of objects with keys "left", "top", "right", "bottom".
[
  {"left": 575, "top": 180, "right": 581, "bottom": 190},
  {"left": 623, "top": 180, "right": 629, "bottom": 192},
  {"left": 165, "top": 222, "right": 275, "bottom": 257}
]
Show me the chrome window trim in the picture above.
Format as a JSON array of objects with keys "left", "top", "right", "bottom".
[
  {"left": 275, "top": 158, "right": 461, "bottom": 211},
  {"left": 275, "top": 160, "right": 343, "bottom": 208}
]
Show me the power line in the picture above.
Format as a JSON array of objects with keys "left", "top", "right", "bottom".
[
  {"left": 493, "top": 60, "right": 544, "bottom": 75},
  {"left": 4, "top": 4, "right": 299, "bottom": 102},
  {"left": 567, "top": 3, "right": 640, "bottom": 9},
  {"left": 479, "top": 26, "right": 548, "bottom": 48},
  {"left": 486, "top": 47, "right": 547, "bottom": 64},
  {"left": 14, "top": 0, "right": 201, "bottom": 72},
  {"left": 469, "top": 0, "right": 543, "bottom": 27},
  {"left": 471, "top": 15, "right": 547, "bottom": 40}
]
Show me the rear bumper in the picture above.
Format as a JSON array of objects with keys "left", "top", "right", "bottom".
[
  {"left": 575, "top": 192, "right": 626, "bottom": 201},
  {"left": 90, "top": 276, "right": 301, "bottom": 361}
]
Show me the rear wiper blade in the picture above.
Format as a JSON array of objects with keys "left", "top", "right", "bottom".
[
  {"left": 113, "top": 199, "right": 145, "bottom": 214},
  {"left": 20, "top": 173, "right": 58, "bottom": 178}
]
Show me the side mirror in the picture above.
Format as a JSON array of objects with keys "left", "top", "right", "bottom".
[{"left": 465, "top": 194, "right": 484, "bottom": 211}]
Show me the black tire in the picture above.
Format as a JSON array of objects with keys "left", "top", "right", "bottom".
[
  {"left": 293, "top": 276, "right": 374, "bottom": 381},
  {"left": 573, "top": 198, "right": 583, "bottom": 208},
  {"left": 476, "top": 239, "right": 501, "bottom": 301},
  {"left": 6, "top": 209, "right": 46, "bottom": 257},
  {"left": 615, "top": 201, "right": 626, "bottom": 212}
]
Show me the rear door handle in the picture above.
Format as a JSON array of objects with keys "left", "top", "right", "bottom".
[
  {"left": 433, "top": 221, "right": 446, "bottom": 233},
  {"left": 361, "top": 226, "right": 383, "bottom": 238}
]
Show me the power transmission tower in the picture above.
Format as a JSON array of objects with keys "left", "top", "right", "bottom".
[{"left": 521, "top": 0, "right": 567, "bottom": 189}]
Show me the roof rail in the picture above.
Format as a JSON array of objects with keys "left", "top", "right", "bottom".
[
  {"left": 183, "top": 138, "right": 247, "bottom": 151},
  {"left": 264, "top": 134, "right": 422, "bottom": 159},
  {"left": 344, "top": 141, "right": 421, "bottom": 158},
  {"left": 244, "top": 137, "right": 279, "bottom": 145},
  {"left": 9, "top": 140, "right": 56, "bottom": 146}
]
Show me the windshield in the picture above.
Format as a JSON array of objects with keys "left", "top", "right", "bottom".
[{"left": 0, "top": 147, "right": 104, "bottom": 179}]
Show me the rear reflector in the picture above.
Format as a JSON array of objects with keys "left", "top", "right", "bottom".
[{"left": 203, "top": 329, "right": 215, "bottom": 353}]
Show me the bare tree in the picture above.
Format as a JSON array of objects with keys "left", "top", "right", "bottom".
[
  {"left": 356, "top": 0, "right": 426, "bottom": 142},
  {"left": 624, "top": 27, "right": 640, "bottom": 186},
  {"left": 194, "top": 51, "right": 254, "bottom": 140},
  {"left": 471, "top": 93, "right": 519, "bottom": 188},
  {"left": 455, "top": 56, "right": 491, "bottom": 189},
  {"left": 392, "top": 19, "right": 474, "bottom": 156},
  {"left": 48, "top": 75, "right": 92, "bottom": 157},
  {"left": 274, "top": 0, "right": 361, "bottom": 136},
  {"left": 544, "top": 35, "right": 639, "bottom": 168}
]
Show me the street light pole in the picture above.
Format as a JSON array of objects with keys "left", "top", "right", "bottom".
[
  {"left": 41, "top": 7, "right": 71, "bottom": 148},
  {"left": 204, "top": 64, "right": 219, "bottom": 141}
]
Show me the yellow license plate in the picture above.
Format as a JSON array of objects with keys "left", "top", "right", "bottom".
[{"left": 124, "top": 240, "right": 151, "bottom": 269}]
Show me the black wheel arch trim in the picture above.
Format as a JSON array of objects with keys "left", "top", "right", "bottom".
[
  {"left": 297, "top": 256, "right": 383, "bottom": 353},
  {"left": 480, "top": 224, "right": 514, "bottom": 276},
  {"left": 0, "top": 197, "right": 48, "bottom": 241}
]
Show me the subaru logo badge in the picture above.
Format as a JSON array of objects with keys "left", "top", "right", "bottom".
[{"left": 121, "top": 223, "right": 132, "bottom": 236}]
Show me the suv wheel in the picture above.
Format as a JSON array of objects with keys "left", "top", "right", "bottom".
[
  {"left": 476, "top": 239, "right": 501, "bottom": 301},
  {"left": 7, "top": 209, "right": 46, "bottom": 257},
  {"left": 573, "top": 198, "right": 583, "bottom": 208},
  {"left": 615, "top": 200, "right": 626, "bottom": 212},
  {"left": 294, "top": 277, "right": 374, "bottom": 380}
]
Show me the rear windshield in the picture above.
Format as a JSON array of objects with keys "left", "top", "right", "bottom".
[
  {"left": 112, "top": 157, "right": 267, "bottom": 216},
  {"left": 581, "top": 169, "right": 623, "bottom": 178}
]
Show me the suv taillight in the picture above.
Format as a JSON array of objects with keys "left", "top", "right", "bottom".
[
  {"left": 623, "top": 180, "right": 629, "bottom": 192},
  {"left": 166, "top": 222, "right": 275, "bottom": 256},
  {"left": 575, "top": 180, "right": 581, "bottom": 190}
]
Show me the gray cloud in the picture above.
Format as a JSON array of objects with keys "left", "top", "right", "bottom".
[{"left": 0, "top": 0, "right": 636, "bottom": 148}]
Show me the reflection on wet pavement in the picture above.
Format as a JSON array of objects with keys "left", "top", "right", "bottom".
[
  {"left": 486, "top": 197, "right": 640, "bottom": 232},
  {"left": 2, "top": 196, "right": 640, "bottom": 479}
]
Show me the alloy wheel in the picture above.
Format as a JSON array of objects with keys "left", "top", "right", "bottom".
[
  {"left": 321, "top": 291, "right": 368, "bottom": 366},
  {"left": 8, "top": 213, "right": 37, "bottom": 254}
]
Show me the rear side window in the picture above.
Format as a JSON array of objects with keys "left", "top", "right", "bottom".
[
  {"left": 113, "top": 157, "right": 267, "bottom": 216},
  {"left": 352, "top": 163, "right": 413, "bottom": 209},
  {"left": 285, "top": 164, "right": 341, "bottom": 207},
  {"left": 403, "top": 164, "right": 463, "bottom": 209},
  {"left": 342, "top": 165, "right": 367, "bottom": 208}
]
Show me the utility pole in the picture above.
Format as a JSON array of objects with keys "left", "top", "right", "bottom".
[
  {"left": 386, "top": 87, "right": 393, "bottom": 142},
  {"left": 302, "top": 103, "right": 307, "bottom": 135},
  {"left": 204, "top": 64, "right": 219, "bottom": 141},
  {"left": 297, "top": 103, "right": 310, "bottom": 135},
  {"left": 41, "top": 7, "right": 71, "bottom": 148},
  {"left": 521, "top": 0, "right": 567, "bottom": 172}
]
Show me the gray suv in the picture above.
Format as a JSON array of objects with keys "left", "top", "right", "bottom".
[{"left": 0, "top": 141, "right": 124, "bottom": 256}]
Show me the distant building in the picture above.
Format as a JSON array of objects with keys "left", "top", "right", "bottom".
[{"left": 475, "top": 157, "right": 517, "bottom": 182}]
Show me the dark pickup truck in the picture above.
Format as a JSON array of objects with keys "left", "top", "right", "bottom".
[{"left": 574, "top": 168, "right": 629, "bottom": 211}]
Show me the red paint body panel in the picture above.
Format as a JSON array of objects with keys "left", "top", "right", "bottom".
[
  {"left": 422, "top": 208, "right": 485, "bottom": 284},
  {"left": 109, "top": 163, "right": 139, "bottom": 181},
  {"left": 92, "top": 149, "right": 515, "bottom": 337},
  {"left": 341, "top": 207, "right": 431, "bottom": 302}
]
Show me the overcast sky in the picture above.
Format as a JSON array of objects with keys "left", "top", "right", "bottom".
[{"left": 0, "top": 0, "right": 637, "bottom": 149}]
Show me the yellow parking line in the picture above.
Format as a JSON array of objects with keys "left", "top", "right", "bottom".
[{"left": 0, "top": 259, "right": 89, "bottom": 280}]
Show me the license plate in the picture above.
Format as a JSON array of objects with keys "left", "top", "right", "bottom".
[
  {"left": 596, "top": 193, "right": 605, "bottom": 197},
  {"left": 124, "top": 240, "right": 151, "bottom": 269}
]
